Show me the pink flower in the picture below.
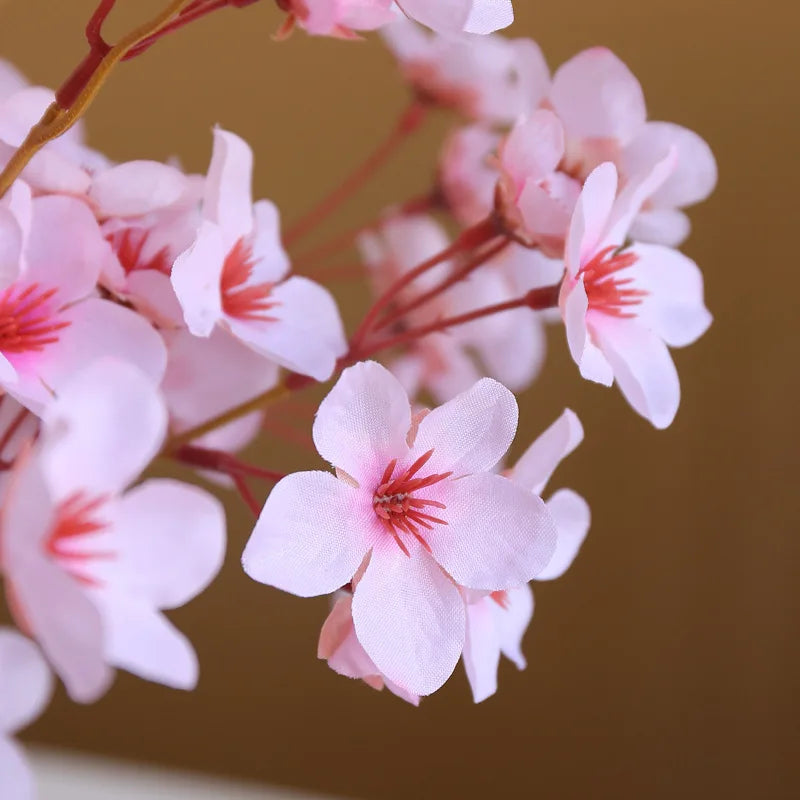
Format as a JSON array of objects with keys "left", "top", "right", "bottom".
[
  {"left": 559, "top": 160, "right": 712, "bottom": 428},
  {"left": 277, "top": 0, "right": 396, "bottom": 39},
  {"left": 463, "top": 409, "right": 590, "bottom": 702},
  {"left": 382, "top": 19, "right": 545, "bottom": 122},
  {"left": 547, "top": 48, "right": 717, "bottom": 246},
  {"left": 318, "top": 590, "right": 420, "bottom": 705},
  {"left": 497, "top": 110, "right": 582, "bottom": 255},
  {"left": 396, "top": 0, "right": 514, "bottom": 35},
  {"left": 0, "top": 182, "right": 166, "bottom": 414},
  {"left": 1, "top": 360, "right": 226, "bottom": 702},
  {"left": 243, "top": 361, "right": 557, "bottom": 695},
  {"left": 0, "top": 629, "right": 52, "bottom": 800},
  {"left": 171, "top": 129, "right": 346, "bottom": 381}
]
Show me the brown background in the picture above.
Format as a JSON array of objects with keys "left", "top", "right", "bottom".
[{"left": 1, "top": 0, "right": 798, "bottom": 798}]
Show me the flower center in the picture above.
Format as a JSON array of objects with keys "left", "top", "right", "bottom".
[
  {"left": 0, "top": 283, "right": 70, "bottom": 355},
  {"left": 373, "top": 449, "right": 452, "bottom": 557},
  {"left": 108, "top": 228, "right": 171, "bottom": 276},
  {"left": 221, "top": 238, "right": 279, "bottom": 322},
  {"left": 46, "top": 493, "right": 113, "bottom": 587},
  {"left": 580, "top": 245, "right": 646, "bottom": 318}
]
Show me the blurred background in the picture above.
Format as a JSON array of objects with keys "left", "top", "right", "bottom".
[{"left": 1, "top": 0, "right": 798, "bottom": 797}]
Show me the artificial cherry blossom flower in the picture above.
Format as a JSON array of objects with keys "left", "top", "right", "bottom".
[
  {"left": 1, "top": 359, "right": 226, "bottom": 702},
  {"left": 276, "top": 0, "right": 396, "bottom": 39},
  {"left": 0, "top": 182, "right": 166, "bottom": 414},
  {"left": 559, "top": 160, "right": 712, "bottom": 428},
  {"left": 0, "top": 629, "right": 52, "bottom": 800},
  {"left": 382, "top": 19, "right": 545, "bottom": 122},
  {"left": 172, "top": 128, "right": 346, "bottom": 382},
  {"left": 463, "top": 409, "right": 590, "bottom": 702},
  {"left": 318, "top": 589, "right": 420, "bottom": 705},
  {"left": 243, "top": 361, "right": 557, "bottom": 696},
  {"left": 545, "top": 48, "right": 717, "bottom": 246},
  {"left": 496, "top": 110, "right": 581, "bottom": 255}
]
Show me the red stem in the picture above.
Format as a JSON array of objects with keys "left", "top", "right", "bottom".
[
  {"left": 283, "top": 102, "right": 429, "bottom": 248},
  {"left": 0, "top": 407, "right": 30, "bottom": 457},
  {"left": 356, "top": 284, "right": 562, "bottom": 361},
  {"left": 174, "top": 444, "right": 285, "bottom": 483},
  {"left": 232, "top": 474, "right": 261, "bottom": 518},
  {"left": 347, "top": 216, "right": 501, "bottom": 354},
  {"left": 376, "top": 237, "right": 511, "bottom": 331}
]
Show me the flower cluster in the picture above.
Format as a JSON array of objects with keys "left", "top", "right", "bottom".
[{"left": 0, "top": 1, "right": 716, "bottom": 795}]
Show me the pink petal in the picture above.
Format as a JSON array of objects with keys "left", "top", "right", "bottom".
[
  {"left": 95, "top": 593, "right": 198, "bottom": 690},
  {"left": 463, "top": 599, "right": 500, "bottom": 703},
  {"left": 171, "top": 221, "right": 226, "bottom": 337},
  {"left": 395, "top": 0, "right": 472, "bottom": 33},
  {"left": 124, "top": 270, "right": 185, "bottom": 328},
  {"left": 629, "top": 208, "right": 691, "bottom": 247},
  {"left": 0, "top": 60, "right": 28, "bottom": 100},
  {"left": 631, "top": 243, "right": 712, "bottom": 347},
  {"left": 0, "top": 737, "right": 34, "bottom": 800},
  {"left": 251, "top": 200, "right": 290, "bottom": 284},
  {"left": 99, "top": 478, "right": 225, "bottom": 610},
  {"left": 561, "top": 279, "right": 614, "bottom": 386},
  {"left": 242, "top": 471, "right": 370, "bottom": 598},
  {"left": 502, "top": 110, "right": 564, "bottom": 188},
  {"left": 491, "top": 583, "right": 533, "bottom": 669},
  {"left": 0, "top": 629, "right": 52, "bottom": 735},
  {"left": 623, "top": 122, "right": 717, "bottom": 209},
  {"left": 510, "top": 409, "right": 584, "bottom": 495},
  {"left": 429, "top": 473, "right": 557, "bottom": 589},
  {"left": 590, "top": 315, "right": 681, "bottom": 429},
  {"left": 565, "top": 162, "right": 617, "bottom": 276},
  {"left": 25, "top": 196, "right": 110, "bottom": 303},
  {"left": 352, "top": 546, "right": 465, "bottom": 696},
  {"left": 412, "top": 378, "right": 518, "bottom": 476},
  {"left": 551, "top": 48, "right": 646, "bottom": 143},
  {"left": 89, "top": 162, "right": 189, "bottom": 218},
  {"left": 0, "top": 205, "right": 22, "bottom": 288},
  {"left": 536, "top": 489, "right": 590, "bottom": 581},
  {"left": 41, "top": 358, "right": 166, "bottom": 499},
  {"left": 313, "top": 361, "right": 412, "bottom": 483},
  {"left": 319, "top": 594, "right": 382, "bottom": 680},
  {"left": 204, "top": 128, "right": 254, "bottom": 247},
  {"left": 162, "top": 327, "right": 279, "bottom": 433},
  {"left": 226, "top": 276, "right": 346, "bottom": 382}
]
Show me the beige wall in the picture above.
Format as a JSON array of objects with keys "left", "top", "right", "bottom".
[{"left": 1, "top": 1, "right": 797, "bottom": 798}]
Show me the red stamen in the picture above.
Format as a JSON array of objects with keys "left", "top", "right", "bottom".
[
  {"left": 0, "top": 283, "right": 70, "bottom": 354},
  {"left": 221, "top": 238, "right": 279, "bottom": 322},
  {"left": 580, "top": 245, "right": 646, "bottom": 318},
  {"left": 372, "top": 449, "right": 449, "bottom": 556},
  {"left": 109, "top": 228, "right": 171, "bottom": 276},
  {"left": 46, "top": 493, "right": 112, "bottom": 587}
]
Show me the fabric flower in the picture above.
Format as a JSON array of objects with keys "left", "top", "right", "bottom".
[
  {"left": 559, "top": 159, "right": 712, "bottom": 428},
  {"left": 276, "top": 0, "right": 396, "bottom": 39},
  {"left": 171, "top": 128, "right": 346, "bottom": 381},
  {"left": 382, "top": 19, "right": 545, "bottom": 122},
  {"left": 0, "top": 182, "right": 166, "bottom": 414},
  {"left": 1, "top": 359, "right": 226, "bottom": 702},
  {"left": 243, "top": 361, "right": 557, "bottom": 696},
  {"left": 0, "top": 629, "right": 52, "bottom": 800},
  {"left": 463, "top": 409, "right": 590, "bottom": 702},
  {"left": 396, "top": 0, "right": 514, "bottom": 35}
]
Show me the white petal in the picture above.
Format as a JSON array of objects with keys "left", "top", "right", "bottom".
[
  {"left": 565, "top": 162, "right": 617, "bottom": 275},
  {"left": 313, "top": 361, "right": 411, "bottom": 484},
  {"left": 536, "top": 489, "right": 591, "bottom": 581},
  {"left": 352, "top": 546, "right": 465, "bottom": 696},
  {"left": 251, "top": 200, "right": 290, "bottom": 283},
  {"left": 511, "top": 409, "right": 584, "bottom": 495},
  {"left": 491, "top": 584, "right": 534, "bottom": 669},
  {"left": 463, "top": 599, "right": 500, "bottom": 703},
  {"left": 0, "top": 629, "right": 52, "bottom": 734},
  {"left": 591, "top": 315, "right": 681, "bottom": 429},
  {"left": 242, "top": 471, "right": 370, "bottom": 598},
  {"left": 89, "top": 162, "right": 189, "bottom": 218},
  {"left": 412, "top": 378, "right": 518, "bottom": 476},
  {"left": 97, "top": 593, "right": 198, "bottom": 690},
  {"left": 562, "top": 279, "right": 614, "bottom": 386},
  {"left": 0, "top": 737, "right": 35, "bottom": 800},
  {"left": 430, "top": 473, "right": 558, "bottom": 589},
  {"left": 42, "top": 359, "right": 167, "bottom": 499}
]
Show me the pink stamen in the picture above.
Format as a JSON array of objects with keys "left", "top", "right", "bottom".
[
  {"left": 580, "top": 245, "right": 646, "bottom": 318},
  {"left": 221, "top": 238, "right": 279, "bottom": 322},
  {"left": 372, "top": 449, "right": 451, "bottom": 556},
  {"left": 46, "top": 493, "right": 113, "bottom": 587},
  {"left": 0, "top": 283, "right": 71, "bottom": 354}
]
